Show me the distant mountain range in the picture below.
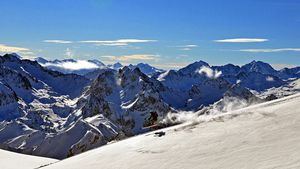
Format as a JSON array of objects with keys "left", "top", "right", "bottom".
[
  {"left": 0, "top": 53, "right": 299, "bottom": 159},
  {"left": 36, "top": 57, "right": 164, "bottom": 76}
]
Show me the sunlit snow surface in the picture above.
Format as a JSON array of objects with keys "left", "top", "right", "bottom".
[
  {"left": 40, "top": 93, "right": 300, "bottom": 169},
  {"left": 0, "top": 149, "right": 57, "bottom": 169}
]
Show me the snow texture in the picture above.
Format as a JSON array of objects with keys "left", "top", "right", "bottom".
[{"left": 42, "top": 93, "right": 300, "bottom": 169}]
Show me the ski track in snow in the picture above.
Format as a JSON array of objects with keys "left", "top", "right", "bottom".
[{"left": 39, "top": 93, "right": 300, "bottom": 169}]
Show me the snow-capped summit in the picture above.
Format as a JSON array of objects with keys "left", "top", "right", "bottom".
[
  {"left": 178, "top": 60, "right": 210, "bottom": 75},
  {"left": 1, "top": 54, "right": 90, "bottom": 98},
  {"left": 212, "top": 64, "right": 241, "bottom": 76},
  {"left": 9, "top": 53, "right": 22, "bottom": 59},
  {"left": 156, "top": 62, "right": 261, "bottom": 111},
  {"left": 128, "top": 63, "right": 164, "bottom": 76},
  {"left": 108, "top": 62, "right": 123, "bottom": 70},
  {"left": 35, "top": 57, "right": 49, "bottom": 64},
  {"left": 76, "top": 66, "right": 172, "bottom": 135},
  {"left": 240, "top": 60, "right": 277, "bottom": 75},
  {"left": 87, "top": 59, "right": 106, "bottom": 67}
]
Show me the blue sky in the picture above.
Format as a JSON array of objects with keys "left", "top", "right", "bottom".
[{"left": 0, "top": 0, "right": 300, "bottom": 69}]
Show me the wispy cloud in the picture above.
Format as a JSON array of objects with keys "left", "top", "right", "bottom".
[
  {"left": 175, "top": 44, "right": 198, "bottom": 51},
  {"left": 0, "top": 44, "right": 35, "bottom": 59},
  {"left": 42, "top": 39, "right": 156, "bottom": 46},
  {"left": 214, "top": 38, "right": 268, "bottom": 43},
  {"left": 43, "top": 40, "right": 73, "bottom": 44},
  {"left": 152, "top": 62, "right": 189, "bottom": 69},
  {"left": 271, "top": 64, "right": 296, "bottom": 70},
  {"left": 79, "top": 39, "right": 157, "bottom": 46},
  {"left": 180, "top": 48, "right": 192, "bottom": 51},
  {"left": 238, "top": 48, "right": 300, "bottom": 53},
  {"left": 101, "top": 54, "right": 159, "bottom": 61},
  {"left": 177, "top": 44, "right": 198, "bottom": 48},
  {"left": 0, "top": 44, "right": 30, "bottom": 53}
]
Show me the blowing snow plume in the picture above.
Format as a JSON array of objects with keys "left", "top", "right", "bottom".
[
  {"left": 162, "top": 96, "right": 259, "bottom": 125},
  {"left": 198, "top": 66, "right": 222, "bottom": 79}
]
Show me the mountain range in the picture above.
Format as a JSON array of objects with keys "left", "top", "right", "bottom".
[{"left": 0, "top": 53, "right": 299, "bottom": 159}]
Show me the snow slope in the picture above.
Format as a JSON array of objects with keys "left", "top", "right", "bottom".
[
  {"left": 0, "top": 149, "right": 57, "bottom": 169},
  {"left": 43, "top": 93, "right": 300, "bottom": 169}
]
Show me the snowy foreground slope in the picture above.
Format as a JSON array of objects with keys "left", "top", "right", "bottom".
[
  {"left": 0, "top": 149, "right": 57, "bottom": 169},
  {"left": 43, "top": 93, "right": 300, "bottom": 169}
]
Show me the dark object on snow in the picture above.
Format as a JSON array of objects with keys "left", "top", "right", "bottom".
[
  {"left": 154, "top": 131, "right": 165, "bottom": 137},
  {"left": 265, "top": 94, "right": 278, "bottom": 101}
]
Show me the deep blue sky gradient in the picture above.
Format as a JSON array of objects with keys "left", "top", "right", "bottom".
[{"left": 0, "top": 0, "right": 299, "bottom": 69}]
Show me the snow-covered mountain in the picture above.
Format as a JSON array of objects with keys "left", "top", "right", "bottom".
[
  {"left": 128, "top": 63, "right": 164, "bottom": 76},
  {"left": 0, "top": 54, "right": 95, "bottom": 159},
  {"left": 76, "top": 68, "right": 170, "bottom": 137},
  {"left": 85, "top": 62, "right": 164, "bottom": 81},
  {"left": 0, "top": 53, "right": 299, "bottom": 161},
  {"left": 212, "top": 61, "right": 288, "bottom": 91},
  {"left": 1, "top": 54, "right": 89, "bottom": 98},
  {"left": 107, "top": 62, "right": 123, "bottom": 70},
  {"left": 157, "top": 61, "right": 261, "bottom": 110},
  {"left": 277, "top": 67, "right": 300, "bottom": 79},
  {"left": 240, "top": 60, "right": 278, "bottom": 75},
  {"left": 212, "top": 63, "right": 241, "bottom": 76},
  {"left": 0, "top": 54, "right": 172, "bottom": 159},
  {"left": 213, "top": 60, "right": 300, "bottom": 80},
  {"left": 37, "top": 58, "right": 164, "bottom": 78},
  {"left": 255, "top": 78, "right": 300, "bottom": 100},
  {"left": 39, "top": 93, "right": 300, "bottom": 169}
]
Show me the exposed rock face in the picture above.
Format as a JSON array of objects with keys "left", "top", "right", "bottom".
[{"left": 76, "top": 67, "right": 172, "bottom": 135}]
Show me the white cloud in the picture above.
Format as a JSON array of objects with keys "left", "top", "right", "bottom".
[
  {"left": 185, "top": 44, "right": 198, "bottom": 48},
  {"left": 101, "top": 54, "right": 159, "bottom": 61},
  {"left": 214, "top": 38, "right": 268, "bottom": 43},
  {"left": 43, "top": 60, "right": 99, "bottom": 70},
  {"left": 0, "top": 44, "right": 36, "bottom": 59},
  {"left": 79, "top": 39, "right": 157, "bottom": 46},
  {"left": 175, "top": 44, "right": 198, "bottom": 51},
  {"left": 198, "top": 66, "right": 222, "bottom": 79},
  {"left": 238, "top": 48, "right": 300, "bottom": 53},
  {"left": 0, "top": 44, "right": 30, "bottom": 53},
  {"left": 176, "top": 44, "right": 198, "bottom": 48},
  {"left": 152, "top": 62, "right": 189, "bottom": 69},
  {"left": 271, "top": 64, "right": 296, "bottom": 70},
  {"left": 43, "top": 40, "right": 73, "bottom": 44},
  {"left": 180, "top": 48, "right": 192, "bottom": 51},
  {"left": 95, "top": 43, "right": 128, "bottom": 46}
]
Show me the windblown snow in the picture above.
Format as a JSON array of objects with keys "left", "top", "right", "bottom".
[{"left": 40, "top": 93, "right": 300, "bottom": 169}]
